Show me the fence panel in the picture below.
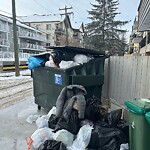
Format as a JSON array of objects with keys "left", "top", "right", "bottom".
[{"left": 103, "top": 56, "right": 150, "bottom": 104}]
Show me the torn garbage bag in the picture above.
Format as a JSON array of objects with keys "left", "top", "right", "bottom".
[{"left": 38, "top": 140, "right": 67, "bottom": 150}]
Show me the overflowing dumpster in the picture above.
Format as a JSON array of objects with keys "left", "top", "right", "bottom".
[{"left": 31, "top": 46, "right": 105, "bottom": 110}]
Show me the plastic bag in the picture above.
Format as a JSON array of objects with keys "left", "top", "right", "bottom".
[
  {"left": 48, "top": 114, "right": 58, "bottom": 129},
  {"left": 85, "top": 96, "right": 101, "bottom": 122},
  {"left": 28, "top": 56, "right": 44, "bottom": 70},
  {"left": 26, "top": 114, "right": 40, "bottom": 124},
  {"left": 31, "top": 127, "right": 54, "bottom": 149},
  {"left": 36, "top": 115, "right": 49, "bottom": 129},
  {"left": 38, "top": 140, "right": 67, "bottom": 150},
  {"left": 73, "top": 54, "right": 93, "bottom": 64},
  {"left": 120, "top": 143, "right": 129, "bottom": 150},
  {"left": 80, "top": 119, "right": 93, "bottom": 126},
  {"left": 47, "top": 106, "right": 56, "bottom": 117},
  {"left": 55, "top": 110, "right": 80, "bottom": 135},
  {"left": 88, "top": 123, "right": 128, "bottom": 149},
  {"left": 68, "top": 125, "right": 93, "bottom": 150},
  {"left": 53, "top": 129, "right": 74, "bottom": 146},
  {"left": 59, "top": 60, "right": 78, "bottom": 69},
  {"left": 100, "top": 109, "right": 122, "bottom": 128}
]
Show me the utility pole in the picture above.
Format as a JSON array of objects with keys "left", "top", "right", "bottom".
[
  {"left": 59, "top": 6, "right": 73, "bottom": 46},
  {"left": 12, "top": 0, "right": 20, "bottom": 76}
]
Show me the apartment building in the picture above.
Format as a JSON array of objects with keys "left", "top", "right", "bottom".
[
  {"left": 0, "top": 16, "right": 10, "bottom": 52},
  {"left": 0, "top": 14, "right": 46, "bottom": 56},
  {"left": 129, "top": 17, "right": 143, "bottom": 54},
  {"left": 138, "top": 0, "right": 150, "bottom": 55},
  {"left": 19, "top": 14, "right": 84, "bottom": 48}
]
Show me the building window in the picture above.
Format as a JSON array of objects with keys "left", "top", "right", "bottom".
[
  {"left": 36, "top": 25, "right": 40, "bottom": 30},
  {"left": 46, "top": 43, "right": 51, "bottom": 46},
  {"left": 46, "top": 34, "right": 51, "bottom": 40},
  {"left": 46, "top": 24, "right": 51, "bottom": 30}
]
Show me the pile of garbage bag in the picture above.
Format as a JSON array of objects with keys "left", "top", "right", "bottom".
[{"left": 27, "top": 84, "right": 129, "bottom": 150}]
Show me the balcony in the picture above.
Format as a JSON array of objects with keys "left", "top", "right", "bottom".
[
  {"left": 55, "top": 28, "right": 65, "bottom": 35},
  {"left": 0, "top": 23, "right": 8, "bottom": 33},
  {"left": 0, "top": 51, "right": 32, "bottom": 61},
  {"left": 19, "top": 43, "right": 46, "bottom": 51},
  {"left": 19, "top": 31, "right": 46, "bottom": 42},
  {"left": 138, "top": 0, "right": 150, "bottom": 31},
  {"left": 0, "top": 39, "right": 9, "bottom": 47}
]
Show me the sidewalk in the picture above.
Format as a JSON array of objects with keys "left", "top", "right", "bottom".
[{"left": 0, "top": 96, "right": 47, "bottom": 150}]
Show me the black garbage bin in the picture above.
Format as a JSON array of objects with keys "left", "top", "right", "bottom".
[{"left": 31, "top": 46, "right": 105, "bottom": 110}]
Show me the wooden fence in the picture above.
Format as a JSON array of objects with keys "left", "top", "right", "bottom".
[{"left": 102, "top": 56, "right": 150, "bottom": 104}]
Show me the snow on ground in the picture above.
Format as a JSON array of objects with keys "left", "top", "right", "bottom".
[{"left": 0, "top": 69, "right": 31, "bottom": 80}]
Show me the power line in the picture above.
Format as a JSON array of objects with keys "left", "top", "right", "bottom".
[{"left": 59, "top": 6, "right": 73, "bottom": 46}]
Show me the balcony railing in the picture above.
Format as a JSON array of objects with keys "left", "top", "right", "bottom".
[
  {"left": 55, "top": 28, "right": 65, "bottom": 35},
  {"left": 19, "top": 31, "right": 46, "bottom": 42},
  {"left": 0, "top": 39, "right": 9, "bottom": 47},
  {"left": 0, "top": 51, "right": 32, "bottom": 61},
  {"left": 19, "top": 43, "right": 46, "bottom": 51}
]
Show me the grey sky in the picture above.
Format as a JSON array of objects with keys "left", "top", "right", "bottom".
[{"left": 0, "top": 0, "right": 140, "bottom": 38}]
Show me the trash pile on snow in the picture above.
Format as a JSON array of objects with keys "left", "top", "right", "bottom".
[{"left": 26, "top": 85, "right": 129, "bottom": 150}]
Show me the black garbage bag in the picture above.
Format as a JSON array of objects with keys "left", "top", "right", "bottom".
[
  {"left": 117, "top": 120, "right": 129, "bottom": 141},
  {"left": 102, "top": 138, "right": 120, "bottom": 150},
  {"left": 54, "top": 110, "right": 80, "bottom": 135},
  {"left": 48, "top": 114, "right": 58, "bottom": 129},
  {"left": 85, "top": 96, "right": 102, "bottom": 122},
  {"left": 99, "top": 109, "right": 122, "bottom": 128},
  {"left": 88, "top": 123, "right": 128, "bottom": 150},
  {"left": 38, "top": 140, "right": 67, "bottom": 150}
]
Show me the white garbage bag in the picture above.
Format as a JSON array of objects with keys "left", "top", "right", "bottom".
[
  {"left": 59, "top": 61, "right": 79, "bottom": 69},
  {"left": 53, "top": 129, "right": 74, "bottom": 146},
  {"left": 26, "top": 114, "right": 40, "bottom": 124},
  {"left": 120, "top": 143, "right": 129, "bottom": 150},
  {"left": 36, "top": 115, "right": 49, "bottom": 129},
  {"left": 73, "top": 54, "right": 93, "bottom": 64},
  {"left": 31, "top": 127, "right": 54, "bottom": 149},
  {"left": 68, "top": 125, "right": 93, "bottom": 150}
]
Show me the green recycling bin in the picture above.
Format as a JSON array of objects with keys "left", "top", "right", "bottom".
[
  {"left": 125, "top": 99, "right": 150, "bottom": 150},
  {"left": 31, "top": 46, "right": 105, "bottom": 110}
]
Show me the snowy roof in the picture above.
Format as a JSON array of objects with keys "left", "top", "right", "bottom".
[
  {"left": 19, "top": 14, "right": 63, "bottom": 23},
  {"left": 0, "top": 14, "right": 42, "bottom": 33}
]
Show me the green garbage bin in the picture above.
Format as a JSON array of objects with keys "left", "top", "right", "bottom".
[
  {"left": 31, "top": 46, "right": 105, "bottom": 110},
  {"left": 125, "top": 99, "right": 150, "bottom": 150}
]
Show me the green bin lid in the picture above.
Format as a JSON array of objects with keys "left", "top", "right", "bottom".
[
  {"left": 145, "top": 112, "right": 150, "bottom": 124},
  {"left": 125, "top": 99, "right": 150, "bottom": 115}
]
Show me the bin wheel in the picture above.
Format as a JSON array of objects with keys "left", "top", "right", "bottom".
[{"left": 37, "top": 105, "right": 41, "bottom": 110}]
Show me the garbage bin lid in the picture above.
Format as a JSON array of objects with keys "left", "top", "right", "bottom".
[
  {"left": 46, "top": 46, "right": 105, "bottom": 56},
  {"left": 125, "top": 99, "right": 150, "bottom": 115},
  {"left": 145, "top": 112, "right": 150, "bottom": 124}
]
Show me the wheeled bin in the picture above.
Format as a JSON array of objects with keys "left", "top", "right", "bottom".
[
  {"left": 31, "top": 46, "right": 105, "bottom": 110},
  {"left": 125, "top": 99, "right": 150, "bottom": 150}
]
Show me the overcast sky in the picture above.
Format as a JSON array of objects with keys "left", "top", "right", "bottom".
[{"left": 0, "top": 0, "right": 140, "bottom": 38}]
